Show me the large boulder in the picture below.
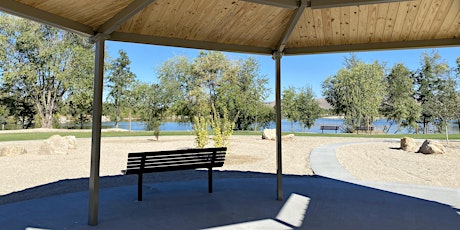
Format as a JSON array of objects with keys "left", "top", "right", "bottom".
[
  {"left": 417, "top": 140, "right": 445, "bottom": 154},
  {"left": 282, "top": 134, "right": 295, "bottom": 140},
  {"left": 262, "top": 129, "right": 276, "bottom": 140},
  {"left": 39, "top": 135, "right": 76, "bottom": 155},
  {"left": 400, "top": 137, "right": 416, "bottom": 151},
  {"left": 0, "top": 146, "right": 27, "bottom": 156}
]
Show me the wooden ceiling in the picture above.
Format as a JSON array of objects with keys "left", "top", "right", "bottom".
[{"left": 1, "top": 0, "right": 459, "bottom": 55}]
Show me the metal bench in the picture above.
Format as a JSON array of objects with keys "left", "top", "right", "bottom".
[
  {"left": 320, "top": 125, "right": 340, "bottom": 133},
  {"left": 124, "top": 147, "right": 227, "bottom": 201},
  {"left": 356, "top": 126, "right": 374, "bottom": 134}
]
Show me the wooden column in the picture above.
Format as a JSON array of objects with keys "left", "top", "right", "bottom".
[
  {"left": 273, "top": 51, "right": 283, "bottom": 201},
  {"left": 88, "top": 37, "right": 105, "bottom": 226}
]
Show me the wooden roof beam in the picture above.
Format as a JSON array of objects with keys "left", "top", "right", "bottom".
[
  {"left": 284, "top": 38, "right": 460, "bottom": 55},
  {"left": 275, "top": 0, "right": 308, "bottom": 53},
  {"left": 310, "top": 0, "right": 408, "bottom": 9},
  {"left": 0, "top": 0, "right": 94, "bottom": 36},
  {"left": 96, "top": 0, "right": 156, "bottom": 35},
  {"left": 242, "top": 0, "right": 301, "bottom": 9},
  {"left": 110, "top": 32, "right": 273, "bottom": 55}
]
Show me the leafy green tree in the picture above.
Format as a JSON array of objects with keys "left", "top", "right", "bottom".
[
  {"left": 382, "top": 63, "right": 421, "bottom": 133},
  {"left": 216, "top": 57, "right": 270, "bottom": 130},
  {"left": 106, "top": 50, "right": 136, "bottom": 128},
  {"left": 282, "top": 86, "right": 321, "bottom": 131},
  {"left": 412, "top": 51, "right": 451, "bottom": 134},
  {"left": 0, "top": 82, "right": 36, "bottom": 128},
  {"left": 0, "top": 15, "right": 94, "bottom": 128},
  {"left": 322, "top": 56, "right": 386, "bottom": 132},
  {"left": 65, "top": 38, "right": 95, "bottom": 129},
  {"left": 430, "top": 76, "right": 459, "bottom": 142},
  {"left": 282, "top": 87, "right": 299, "bottom": 131},
  {"left": 156, "top": 52, "right": 270, "bottom": 130},
  {"left": 456, "top": 57, "right": 460, "bottom": 131},
  {"left": 157, "top": 55, "right": 195, "bottom": 121},
  {"left": 0, "top": 104, "right": 9, "bottom": 130},
  {"left": 295, "top": 86, "right": 322, "bottom": 130},
  {"left": 134, "top": 82, "right": 170, "bottom": 140}
]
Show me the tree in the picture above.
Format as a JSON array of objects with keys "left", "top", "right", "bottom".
[
  {"left": 322, "top": 56, "right": 386, "bottom": 132},
  {"left": 0, "top": 15, "right": 94, "bottom": 128},
  {"left": 295, "top": 86, "right": 322, "bottom": 130},
  {"left": 65, "top": 37, "right": 95, "bottom": 129},
  {"left": 456, "top": 57, "right": 460, "bottom": 131},
  {"left": 134, "top": 82, "right": 169, "bottom": 140},
  {"left": 156, "top": 52, "right": 270, "bottom": 130},
  {"left": 157, "top": 55, "right": 194, "bottom": 121},
  {"left": 430, "top": 76, "right": 459, "bottom": 142},
  {"left": 106, "top": 50, "right": 136, "bottom": 128},
  {"left": 282, "top": 87, "right": 299, "bottom": 131},
  {"left": 215, "top": 57, "right": 270, "bottom": 130},
  {"left": 381, "top": 63, "right": 421, "bottom": 133},
  {"left": 412, "top": 51, "right": 451, "bottom": 134},
  {"left": 282, "top": 86, "right": 321, "bottom": 131}
]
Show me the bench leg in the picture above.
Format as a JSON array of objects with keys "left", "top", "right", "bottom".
[
  {"left": 138, "top": 173, "right": 143, "bottom": 201},
  {"left": 208, "top": 167, "right": 212, "bottom": 193}
]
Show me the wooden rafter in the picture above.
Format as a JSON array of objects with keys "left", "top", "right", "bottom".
[
  {"left": 96, "top": 0, "right": 156, "bottom": 35},
  {"left": 241, "top": 0, "right": 299, "bottom": 9},
  {"left": 284, "top": 38, "right": 460, "bottom": 55},
  {"left": 0, "top": 0, "right": 94, "bottom": 36},
  {"left": 110, "top": 32, "right": 274, "bottom": 54},
  {"left": 310, "top": 0, "right": 409, "bottom": 9},
  {"left": 276, "top": 0, "right": 308, "bottom": 52}
]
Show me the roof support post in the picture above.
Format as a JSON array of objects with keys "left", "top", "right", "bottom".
[
  {"left": 273, "top": 51, "right": 283, "bottom": 201},
  {"left": 88, "top": 35, "right": 106, "bottom": 226}
]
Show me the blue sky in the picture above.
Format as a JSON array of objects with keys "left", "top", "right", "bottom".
[{"left": 106, "top": 41, "right": 460, "bottom": 102}]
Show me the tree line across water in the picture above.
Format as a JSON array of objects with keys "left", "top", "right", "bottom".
[{"left": 0, "top": 15, "right": 459, "bottom": 139}]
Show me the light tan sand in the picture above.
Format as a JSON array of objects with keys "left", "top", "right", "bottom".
[
  {"left": 336, "top": 140, "right": 460, "bottom": 188},
  {"left": 0, "top": 135, "right": 458, "bottom": 204}
]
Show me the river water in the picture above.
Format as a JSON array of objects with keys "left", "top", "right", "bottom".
[{"left": 77, "top": 118, "right": 459, "bottom": 134}]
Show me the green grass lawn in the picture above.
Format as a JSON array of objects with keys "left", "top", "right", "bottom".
[{"left": 0, "top": 129, "right": 458, "bottom": 142}]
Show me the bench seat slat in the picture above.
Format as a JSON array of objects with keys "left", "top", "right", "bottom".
[
  {"left": 127, "top": 156, "right": 225, "bottom": 166},
  {"left": 128, "top": 151, "right": 225, "bottom": 159},
  {"left": 128, "top": 148, "right": 226, "bottom": 157},
  {"left": 126, "top": 158, "right": 225, "bottom": 170},
  {"left": 126, "top": 162, "right": 225, "bottom": 174}
]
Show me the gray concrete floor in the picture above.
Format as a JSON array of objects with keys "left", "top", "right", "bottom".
[{"left": 1, "top": 141, "right": 459, "bottom": 229}]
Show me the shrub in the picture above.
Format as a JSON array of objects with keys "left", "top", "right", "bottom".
[{"left": 193, "top": 115, "right": 209, "bottom": 148}]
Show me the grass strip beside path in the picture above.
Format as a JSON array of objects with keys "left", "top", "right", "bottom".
[{"left": 0, "top": 130, "right": 459, "bottom": 142}]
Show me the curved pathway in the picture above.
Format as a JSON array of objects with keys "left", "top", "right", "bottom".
[{"left": 309, "top": 141, "right": 460, "bottom": 211}]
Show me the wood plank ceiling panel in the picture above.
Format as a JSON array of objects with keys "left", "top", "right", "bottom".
[
  {"left": 340, "top": 7, "right": 350, "bottom": 44},
  {"left": 16, "top": 0, "right": 134, "bottom": 29},
  {"left": 440, "top": 0, "right": 460, "bottom": 39},
  {"left": 286, "top": 0, "right": 459, "bottom": 52},
  {"left": 382, "top": 2, "right": 399, "bottom": 41},
  {"left": 117, "top": 0, "right": 293, "bottom": 49},
  {"left": 428, "top": 0, "right": 455, "bottom": 39},
  {"left": 348, "top": 5, "right": 359, "bottom": 43},
  {"left": 330, "top": 7, "right": 341, "bottom": 45},
  {"left": 409, "top": 0, "right": 435, "bottom": 41},
  {"left": 398, "top": 0, "right": 420, "bottom": 41},
  {"left": 373, "top": 2, "right": 389, "bottom": 42},
  {"left": 357, "top": 5, "right": 370, "bottom": 43}
]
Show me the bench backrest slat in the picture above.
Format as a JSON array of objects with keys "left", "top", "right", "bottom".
[{"left": 125, "top": 147, "right": 226, "bottom": 175}]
